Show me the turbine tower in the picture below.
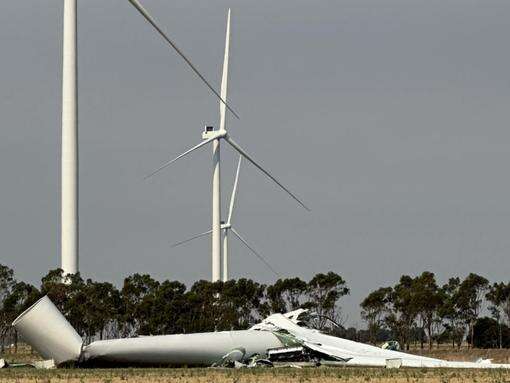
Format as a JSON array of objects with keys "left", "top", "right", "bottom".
[
  {"left": 209, "top": 7, "right": 232, "bottom": 283},
  {"left": 61, "top": 0, "right": 78, "bottom": 275},
  {"left": 145, "top": 9, "right": 309, "bottom": 282}
]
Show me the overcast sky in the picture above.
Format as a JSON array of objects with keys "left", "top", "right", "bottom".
[{"left": 1, "top": 0, "right": 510, "bottom": 326}]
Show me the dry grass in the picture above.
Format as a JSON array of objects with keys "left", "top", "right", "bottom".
[
  {"left": 1, "top": 367, "right": 510, "bottom": 383},
  {"left": 0, "top": 344, "right": 42, "bottom": 364},
  {"left": 408, "top": 344, "right": 510, "bottom": 364}
]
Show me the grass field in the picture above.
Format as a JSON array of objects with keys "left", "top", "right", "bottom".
[
  {"left": 2, "top": 367, "right": 510, "bottom": 383},
  {"left": 2, "top": 346, "right": 510, "bottom": 382}
]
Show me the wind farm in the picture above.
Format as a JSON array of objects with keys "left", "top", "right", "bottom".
[
  {"left": 2, "top": 0, "right": 510, "bottom": 380},
  {"left": 58, "top": 0, "right": 305, "bottom": 282},
  {"left": 144, "top": 8, "right": 306, "bottom": 281}
]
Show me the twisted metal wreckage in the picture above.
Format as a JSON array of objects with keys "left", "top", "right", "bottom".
[{"left": 7, "top": 296, "right": 510, "bottom": 369}]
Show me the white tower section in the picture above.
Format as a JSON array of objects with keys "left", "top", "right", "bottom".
[
  {"left": 222, "top": 230, "right": 229, "bottom": 282},
  {"left": 211, "top": 140, "right": 221, "bottom": 282},
  {"left": 61, "top": 0, "right": 79, "bottom": 275}
]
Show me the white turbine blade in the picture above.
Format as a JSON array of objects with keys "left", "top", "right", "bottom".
[
  {"left": 227, "top": 156, "right": 242, "bottom": 224},
  {"left": 219, "top": 9, "right": 231, "bottom": 132},
  {"left": 171, "top": 230, "right": 212, "bottom": 248},
  {"left": 144, "top": 137, "right": 216, "bottom": 179},
  {"left": 231, "top": 228, "right": 280, "bottom": 277},
  {"left": 224, "top": 136, "right": 310, "bottom": 211},
  {"left": 127, "top": 0, "right": 239, "bottom": 119}
]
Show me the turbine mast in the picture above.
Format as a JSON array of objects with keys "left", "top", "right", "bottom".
[
  {"left": 211, "top": 139, "right": 221, "bottom": 282},
  {"left": 61, "top": 0, "right": 79, "bottom": 276},
  {"left": 222, "top": 229, "right": 229, "bottom": 282}
]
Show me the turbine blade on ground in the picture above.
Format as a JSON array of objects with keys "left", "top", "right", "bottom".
[
  {"left": 227, "top": 156, "right": 242, "bottom": 224},
  {"left": 127, "top": 0, "right": 239, "bottom": 119},
  {"left": 224, "top": 136, "right": 310, "bottom": 211},
  {"left": 231, "top": 228, "right": 280, "bottom": 277},
  {"left": 145, "top": 137, "right": 216, "bottom": 179},
  {"left": 171, "top": 230, "right": 212, "bottom": 248}
]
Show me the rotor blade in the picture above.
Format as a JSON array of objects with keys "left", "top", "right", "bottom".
[
  {"left": 231, "top": 228, "right": 280, "bottom": 277},
  {"left": 171, "top": 230, "right": 212, "bottom": 248},
  {"left": 227, "top": 156, "right": 242, "bottom": 224},
  {"left": 219, "top": 9, "right": 231, "bottom": 131},
  {"left": 224, "top": 136, "right": 310, "bottom": 211},
  {"left": 127, "top": 0, "right": 239, "bottom": 119},
  {"left": 144, "top": 137, "right": 216, "bottom": 179}
]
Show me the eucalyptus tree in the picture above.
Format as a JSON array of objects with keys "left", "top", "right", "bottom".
[
  {"left": 456, "top": 273, "right": 489, "bottom": 348},
  {"left": 2, "top": 282, "right": 39, "bottom": 351},
  {"left": 486, "top": 282, "right": 510, "bottom": 348},
  {"left": 266, "top": 277, "right": 308, "bottom": 314},
  {"left": 361, "top": 287, "right": 392, "bottom": 344},
  {"left": 120, "top": 273, "right": 160, "bottom": 336},
  {"left": 413, "top": 272, "right": 443, "bottom": 350},
  {"left": 0, "top": 264, "right": 15, "bottom": 353},
  {"left": 306, "top": 272, "right": 350, "bottom": 330}
]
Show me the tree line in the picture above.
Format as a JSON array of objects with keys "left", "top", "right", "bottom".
[
  {"left": 2, "top": 264, "right": 509, "bottom": 353},
  {"left": 0, "top": 264, "right": 349, "bottom": 352},
  {"left": 361, "top": 271, "right": 510, "bottom": 350}
]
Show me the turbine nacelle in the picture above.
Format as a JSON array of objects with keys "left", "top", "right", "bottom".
[{"left": 202, "top": 126, "right": 227, "bottom": 140}]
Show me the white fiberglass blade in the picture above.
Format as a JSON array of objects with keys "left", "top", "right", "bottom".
[
  {"left": 227, "top": 156, "right": 242, "bottom": 224},
  {"left": 231, "top": 228, "right": 280, "bottom": 277},
  {"left": 219, "top": 9, "right": 231, "bottom": 131},
  {"left": 145, "top": 137, "right": 216, "bottom": 179},
  {"left": 224, "top": 136, "right": 310, "bottom": 211},
  {"left": 127, "top": 0, "right": 239, "bottom": 119},
  {"left": 171, "top": 230, "right": 212, "bottom": 248}
]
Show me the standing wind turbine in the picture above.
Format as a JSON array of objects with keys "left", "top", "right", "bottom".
[
  {"left": 146, "top": 9, "right": 308, "bottom": 282},
  {"left": 171, "top": 156, "right": 281, "bottom": 281}
]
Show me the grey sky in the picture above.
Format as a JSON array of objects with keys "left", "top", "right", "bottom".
[{"left": 1, "top": 0, "right": 510, "bottom": 326}]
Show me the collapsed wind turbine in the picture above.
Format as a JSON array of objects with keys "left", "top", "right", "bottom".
[
  {"left": 14, "top": 296, "right": 510, "bottom": 369},
  {"left": 145, "top": 9, "right": 309, "bottom": 282}
]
